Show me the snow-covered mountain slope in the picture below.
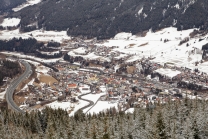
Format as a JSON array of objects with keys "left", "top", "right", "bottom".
[
  {"left": 1, "top": 25, "right": 208, "bottom": 74},
  {"left": 0, "top": 0, "right": 26, "bottom": 12},
  {"left": 95, "top": 27, "right": 208, "bottom": 73},
  {"left": 4, "top": 0, "right": 207, "bottom": 39}
]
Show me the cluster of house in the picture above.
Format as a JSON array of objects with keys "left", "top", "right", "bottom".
[
  {"left": 149, "top": 62, "right": 208, "bottom": 90},
  {"left": 18, "top": 37, "right": 208, "bottom": 111},
  {"left": 45, "top": 58, "right": 208, "bottom": 111},
  {"left": 16, "top": 58, "right": 208, "bottom": 113},
  {"left": 22, "top": 84, "right": 64, "bottom": 107},
  {"left": 117, "top": 56, "right": 208, "bottom": 91}
]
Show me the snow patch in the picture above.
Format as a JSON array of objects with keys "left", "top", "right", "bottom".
[
  {"left": 12, "top": 0, "right": 42, "bottom": 12},
  {"left": 0, "top": 29, "right": 71, "bottom": 43},
  {"left": 114, "top": 32, "right": 132, "bottom": 40},
  {"left": 0, "top": 91, "right": 6, "bottom": 99},
  {"left": 1, "top": 52, "right": 61, "bottom": 63},
  {"left": 96, "top": 27, "right": 208, "bottom": 74},
  {"left": 138, "top": 7, "right": 143, "bottom": 15},
  {"left": 154, "top": 68, "right": 181, "bottom": 79},
  {"left": 162, "top": 9, "right": 167, "bottom": 16},
  {"left": 0, "top": 18, "right": 20, "bottom": 27},
  {"left": 87, "top": 101, "right": 117, "bottom": 114},
  {"left": 174, "top": 3, "right": 180, "bottom": 9}
]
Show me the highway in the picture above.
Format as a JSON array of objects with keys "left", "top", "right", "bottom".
[{"left": 6, "top": 61, "right": 32, "bottom": 113}]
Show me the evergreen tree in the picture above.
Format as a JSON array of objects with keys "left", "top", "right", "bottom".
[{"left": 156, "top": 111, "right": 167, "bottom": 139}]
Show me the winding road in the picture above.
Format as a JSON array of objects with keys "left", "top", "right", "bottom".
[
  {"left": 74, "top": 66, "right": 172, "bottom": 114},
  {"left": 77, "top": 93, "right": 94, "bottom": 113},
  {"left": 84, "top": 94, "right": 106, "bottom": 114},
  {"left": 6, "top": 61, "right": 32, "bottom": 113}
]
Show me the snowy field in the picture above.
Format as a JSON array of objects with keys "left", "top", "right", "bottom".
[
  {"left": 39, "top": 51, "right": 60, "bottom": 55},
  {"left": 46, "top": 100, "right": 89, "bottom": 116},
  {"left": 125, "top": 108, "right": 135, "bottom": 113},
  {"left": 83, "top": 93, "right": 104, "bottom": 106},
  {"left": 12, "top": 0, "right": 42, "bottom": 12},
  {"left": 86, "top": 101, "right": 117, "bottom": 114},
  {"left": 1, "top": 26, "right": 207, "bottom": 74},
  {"left": 68, "top": 51, "right": 110, "bottom": 62},
  {"left": 0, "top": 29, "right": 71, "bottom": 43},
  {"left": 154, "top": 68, "right": 181, "bottom": 78},
  {"left": 46, "top": 86, "right": 108, "bottom": 115},
  {"left": 82, "top": 93, "right": 105, "bottom": 110},
  {"left": 0, "top": 91, "right": 6, "bottom": 99},
  {"left": 1, "top": 52, "right": 62, "bottom": 63},
  {"left": 73, "top": 47, "right": 87, "bottom": 54},
  {"left": 81, "top": 85, "right": 119, "bottom": 114},
  {"left": 96, "top": 27, "right": 208, "bottom": 74},
  {"left": 45, "top": 93, "right": 110, "bottom": 116},
  {"left": 0, "top": 18, "right": 20, "bottom": 27}
]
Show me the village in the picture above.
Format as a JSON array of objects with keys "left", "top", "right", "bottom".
[
  {"left": 1, "top": 27, "right": 208, "bottom": 115},
  {"left": 11, "top": 38, "right": 208, "bottom": 114}
]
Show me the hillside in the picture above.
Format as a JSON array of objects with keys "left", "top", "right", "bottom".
[
  {"left": 0, "top": 0, "right": 26, "bottom": 12},
  {"left": 1, "top": 98, "right": 208, "bottom": 138},
  {"left": 9, "top": 0, "right": 208, "bottom": 39}
]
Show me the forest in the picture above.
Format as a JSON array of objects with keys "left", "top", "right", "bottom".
[
  {"left": 202, "top": 43, "right": 208, "bottom": 60},
  {"left": 0, "top": 98, "right": 207, "bottom": 139},
  {"left": 202, "top": 43, "right": 208, "bottom": 50},
  {"left": 0, "top": 38, "right": 63, "bottom": 59},
  {"left": 0, "top": 0, "right": 25, "bottom": 12},
  {"left": 9, "top": 0, "right": 208, "bottom": 39},
  {"left": 0, "top": 60, "right": 22, "bottom": 85}
]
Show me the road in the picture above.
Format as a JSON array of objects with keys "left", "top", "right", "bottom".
[
  {"left": 67, "top": 77, "right": 95, "bottom": 114},
  {"left": 74, "top": 65, "right": 175, "bottom": 113},
  {"left": 85, "top": 94, "right": 106, "bottom": 114},
  {"left": 77, "top": 93, "right": 94, "bottom": 113},
  {"left": 6, "top": 61, "right": 32, "bottom": 113}
]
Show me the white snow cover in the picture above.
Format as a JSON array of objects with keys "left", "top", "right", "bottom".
[
  {"left": 174, "top": 3, "right": 180, "bottom": 9},
  {"left": 126, "top": 55, "right": 143, "bottom": 63},
  {"left": 1, "top": 52, "right": 62, "bottom": 63},
  {"left": 0, "top": 29, "right": 71, "bottom": 43},
  {"left": 82, "top": 93, "right": 105, "bottom": 104},
  {"left": 138, "top": 7, "right": 143, "bottom": 15},
  {"left": 0, "top": 18, "right": 20, "bottom": 27},
  {"left": 73, "top": 47, "right": 87, "bottom": 54},
  {"left": 68, "top": 51, "right": 110, "bottom": 62},
  {"left": 36, "top": 65, "right": 50, "bottom": 74},
  {"left": 96, "top": 27, "right": 208, "bottom": 74},
  {"left": 47, "top": 86, "right": 107, "bottom": 115},
  {"left": 12, "top": 0, "right": 42, "bottom": 12},
  {"left": 154, "top": 68, "right": 181, "bottom": 78},
  {"left": 46, "top": 100, "right": 89, "bottom": 116},
  {"left": 86, "top": 101, "right": 117, "bottom": 114},
  {"left": 114, "top": 53, "right": 128, "bottom": 59},
  {"left": 0, "top": 91, "right": 6, "bottom": 99},
  {"left": 114, "top": 32, "right": 132, "bottom": 40},
  {"left": 79, "top": 68, "right": 100, "bottom": 73},
  {"left": 40, "top": 51, "right": 60, "bottom": 55},
  {"left": 28, "top": 78, "right": 35, "bottom": 85},
  {"left": 125, "top": 108, "right": 134, "bottom": 113}
]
